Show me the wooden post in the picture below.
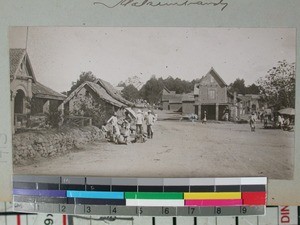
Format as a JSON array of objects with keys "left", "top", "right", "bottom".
[{"left": 216, "top": 104, "right": 219, "bottom": 121}]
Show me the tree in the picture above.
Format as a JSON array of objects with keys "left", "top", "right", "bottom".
[
  {"left": 139, "top": 75, "right": 164, "bottom": 104},
  {"left": 229, "top": 78, "right": 246, "bottom": 95},
  {"left": 121, "top": 84, "right": 140, "bottom": 102},
  {"left": 257, "top": 60, "right": 295, "bottom": 110},
  {"left": 67, "top": 71, "right": 97, "bottom": 96},
  {"left": 245, "top": 83, "right": 260, "bottom": 95}
]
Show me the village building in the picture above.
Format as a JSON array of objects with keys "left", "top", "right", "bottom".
[
  {"left": 181, "top": 93, "right": 195, "bottom": 115},
  {"left": 238, "top": 94, "right": 262, "bottom": 115},
  {"left": 161, "top": 67, "right": 246, "bottom": 121},
  {"left": 161, "top": 87, "right": 176, "bottom": 110},
  {"left": 10, "top": 48, "right": 66, "bottom": 132},
  {"left": 63, "top": 80, "right": 134, "bottom": 126},
  {"left": 95, "top": 79, "right": 134, "bottom": 107},
  {"left": 169, "top": 94, "right": 184, "bottom": 112},
  {"left": 194, "top": 67, "right": 240, "bottom": 121}
]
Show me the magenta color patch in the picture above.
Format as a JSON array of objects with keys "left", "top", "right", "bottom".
[{"left": 185, "top": 199, "right": 243, "bottom": 206}]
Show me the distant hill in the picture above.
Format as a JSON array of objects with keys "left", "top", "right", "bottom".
[{"left": 117, "top": 75, "right": 144, "bottom": 90}]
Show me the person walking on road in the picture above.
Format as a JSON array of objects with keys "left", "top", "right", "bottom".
[
  {"left": 249, "top": 112, "right": 256, "bottom": 132},
  {"left": 202, "top": 111, "right": 207, "bottom": 124},
  {"left": 146, "top": 110, "right": 155, "bottom": 138}
]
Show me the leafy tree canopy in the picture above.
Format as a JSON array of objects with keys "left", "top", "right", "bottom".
[
  {"left": 67, "top": 71, "right": 97, "bottom": 96},
  {"left": 257, "top": 60, "right": 295, "bottom": 110},
  {"left": 121, "top": 84, "right": 140, "bottom": 102},
  {"left": 229, "top": 78, "right": 246, "bottom": 95}
]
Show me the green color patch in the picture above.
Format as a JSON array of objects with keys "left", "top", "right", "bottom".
[{"left": 125, "top": 192, "right": 183, "bottom": 199}]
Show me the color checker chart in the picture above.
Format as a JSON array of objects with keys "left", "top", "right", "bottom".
[{"left": 12, "top": 176, "right": 267, "bottom": 216}]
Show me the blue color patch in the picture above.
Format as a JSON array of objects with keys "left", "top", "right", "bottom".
[{"left": 67, "top": 191, "right": 124, "bottom": 199}]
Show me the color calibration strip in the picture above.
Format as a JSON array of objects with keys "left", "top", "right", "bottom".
[{"left": 12, "top": 176, "right": 267, "bottom": 216}]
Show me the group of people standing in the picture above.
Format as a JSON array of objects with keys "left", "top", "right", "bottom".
[
  {"left": 136, "top": 109, "right": 156, "bottom": 139},
  {"left": 277, "top": 114, "right": 291, "bottom": 130},
  {"left": 105, "top": 108, "right": 156, "bottom": 144},
  {"left": 249, "top": 111, "right": 292, "bottom": 132}
]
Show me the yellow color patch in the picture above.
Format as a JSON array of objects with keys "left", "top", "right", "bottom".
[{"left": 184, "top": 192, "right": 241, "bottom": 200}]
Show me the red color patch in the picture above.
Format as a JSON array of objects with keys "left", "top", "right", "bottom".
[{"left": 242, "top": 192, "right": 266, "bottom": 205}]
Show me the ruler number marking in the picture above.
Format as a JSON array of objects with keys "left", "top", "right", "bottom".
[
  {"left": 215, "top": 207, "right": 222, "bottom": 215},
  {"left": 60, "top": 205, "right": 66, "bottom": 213},
  {"left": 139, "top": 207, "right": 143, "bottom": 215},
  {"left": 188, "top": 207, "right": 196, "bottom": 215},
  {"left": 240, "top": 206, "right": 247, "bottom": 214},
  {"left": 162, "top": 207, "right": 170, "bottom": 215},
  {"left": 86, "top": 205, "right": 91, "bottom": 213}
]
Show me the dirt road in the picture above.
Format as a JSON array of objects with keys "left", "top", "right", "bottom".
[{"left": 14, "top": 118, "right": 294, "bottom": 179}]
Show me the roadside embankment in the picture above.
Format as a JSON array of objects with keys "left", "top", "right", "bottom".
[{"left": 13, "top": 126, "right": 105, "bottom": 165}]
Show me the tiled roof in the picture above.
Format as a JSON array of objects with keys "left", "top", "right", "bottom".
[
  {"left": 10, "top": 49, "right": 65, "bottom": 101},
  {"left": 10, "top": 48, "right": 26, "bottom": 78},
  {"left": 32, "top": 82, "right": 66, "bottom": 101}
]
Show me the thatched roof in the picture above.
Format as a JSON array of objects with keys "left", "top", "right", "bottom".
[
  {"left": 182, "top": 93, "right": 195, "bottom": 102},
  {"left": 96, "top": 79, "right": 134, "bottom": 106},
  {"left": 162, "top": 89, "right": 177, "bottom": 101},
  {"left": 169, "top": 94, "right": 183, "bottom": 104},
  {"left": 64, "top": 81, "right": 125, "bottom": 108}
]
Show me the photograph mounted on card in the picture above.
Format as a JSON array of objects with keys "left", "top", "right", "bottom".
[{"left": 9, "top": 27, "right": 296, "bottom": 180}]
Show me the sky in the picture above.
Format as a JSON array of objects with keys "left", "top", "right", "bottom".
[{"left": 9, "top": 27, "right": 296, "bottom": 93}]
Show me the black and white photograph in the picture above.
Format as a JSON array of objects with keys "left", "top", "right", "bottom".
[{"left": 9, "top": 27, "right": 296, "bottom": 179}]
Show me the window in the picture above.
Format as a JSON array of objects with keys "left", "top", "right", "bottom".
[{"left": 208, "top": 89, "right": 216, "bottom": 99}]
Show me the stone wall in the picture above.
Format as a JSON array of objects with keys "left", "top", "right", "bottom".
[{"left": 13, "top": 126, "right": 105, "bottom": 165}]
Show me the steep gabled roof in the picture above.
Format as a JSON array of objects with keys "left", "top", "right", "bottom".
[
  {"left": 198, "top": 67, "right": 227, "bottom": 88},
  {"left": 32, "top": 82, "right": 66, "bottom": 101},
  {"left": 162, "top": 86, "right": 171, "bottom": 94},
  {"left": 10, "top": 48, "right": 65, "bottom": 101},
  {"left": 10, "top": 48, "right": 26, "bottom": 78},
  {"left": 96, "top": 79, "right": 134, "bottom": 106},
  {"left": 10, "top": 48, "right": 37, "bottom": 82},
  {"left": 207, "top": 67, "right": 227, "bottom": 87},
  {"left": 64, "top": 81, "right": 125, "bottom": 108}
]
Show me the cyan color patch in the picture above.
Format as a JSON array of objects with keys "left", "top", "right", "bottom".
[{"left": 67, "top": 190, "right": 124, "bottom": 199}]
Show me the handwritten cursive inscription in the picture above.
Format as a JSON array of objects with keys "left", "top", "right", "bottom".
[{"left": 93, "top": 0, "right": 229, "bottom": 11}]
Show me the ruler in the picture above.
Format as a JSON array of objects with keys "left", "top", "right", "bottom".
[
  {"left": 12, "top": 175, "right": 266, "bottom": 216},
  {"left": 1, "top": 203, "right": 299, "bottom": 225}
]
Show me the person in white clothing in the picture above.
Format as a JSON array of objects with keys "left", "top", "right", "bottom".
[
  {"left": 107, "top": 112, "right": 120, "bottom": 135},
  {"left": 136, "top": 109, "right": 144, "bottom": 134},
  {"left": 146, "top": 110, "right": 155, "bottom": 138}
]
